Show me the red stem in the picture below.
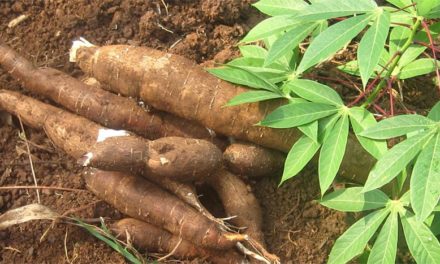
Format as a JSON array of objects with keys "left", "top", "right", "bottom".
[{"left": 421, "top": 20, "right": 440, "bottom": 95}]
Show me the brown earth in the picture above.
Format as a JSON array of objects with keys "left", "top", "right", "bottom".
[{"left": 0, "top": 1, "right": 348, "bottom": 263}]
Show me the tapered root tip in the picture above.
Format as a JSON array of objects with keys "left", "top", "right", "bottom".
[{"left": 69, "top": 37, "right": 94, "bottom": 62}]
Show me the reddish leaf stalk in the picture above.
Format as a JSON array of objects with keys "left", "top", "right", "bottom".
[{"left": 421, "top": 20, "right": 440, "bottom": 94}]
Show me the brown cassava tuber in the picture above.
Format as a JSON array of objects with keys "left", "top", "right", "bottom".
[
  {"left": 223, "top": 142, "right": 285, "bottom": 178},
  {"left": 84, "top": 169, "right": 246, "bottom": 250},
  {"left": 0, "top": 44, "right": 217, "bottom": 142},
  {"left": 208, "top": 170, "right": 265, "bottom": 246},
  {"left": 72, "top": 44, "right": 375, "bottom": 185},
  {"left": 111, "top": 218, "right": 245, "bottom": 264},
  {"left": 0, "top": 90, "right": 222, "bottom": 182}
]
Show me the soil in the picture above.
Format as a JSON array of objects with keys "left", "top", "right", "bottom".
[{"left": 0, "top": 0, "right": 367, "bottom": 263}]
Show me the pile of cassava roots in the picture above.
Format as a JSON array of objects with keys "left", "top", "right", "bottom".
[{"left": 0, "top": 40, "right": 374, "bottom": 263}]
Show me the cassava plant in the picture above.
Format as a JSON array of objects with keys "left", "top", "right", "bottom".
[{"left": 209, "top": 0, "right": 440, "bottom": 263}]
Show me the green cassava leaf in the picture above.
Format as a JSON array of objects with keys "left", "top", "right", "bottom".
[
  {"left": 386, "top": 6, "right": 414, "bottom": 26},
  {"left": 280, "top": 135, "right": 320, "bottom": 184},
  {"left": 358, "top": 9, "right": 391, "bottom": 87},
  {"left": 241, "top": 16, "right": 299, "bottom": 43},
  {"left": 426, "top": 4, "right": 440, "bottom": 18},
  {"left": 399, "top": 58, "right": 440, "bottom": 79},
  {"left": 367, "top": 211, "right": 398, "bottom": 264},
  {"left": 400, "top": 209, "right": 440, "bottom": 264},
  {"left": 428, "top": 101, "right": 440, "bottom": 121},
  {"left": 298, "top": 120, "right": 318, "bottom": 142},
  {"left": 425, "top": 212, "right": 440, "bottom": 236},
  {"left": 411, "top": 133, "right": 440, "bottom": 222},
  {"left": 414, "top": 0, "right": 439, "bottom": 16},
  {"left": 349, "top": 107, "right": 388, "bottom": 159},
  {"left": 207, "top": 66, "right": 279, "bottom": 92},
  {"left": 321, "top": 187, "right": 390, "bottom": 212},
  {"left": 226, "top": 91, "right": 284, "bottom": 106},
  {"left": 389, "top": 26, "right": 411, "bottom": 56},
  {"left": 253, "top": 0, "right": 308, "bottom": 16},
  {"left": 265, "top": 23, "right": 318, "bottom": 66},
  {"left": 294, "top": 0, "right": 377, "bottom": 22},
  {"left": 260, "top": 102, "right": 338, "bottom": 128},
  {"left": 363, "top": 130, "right": 436, "bottom": 192},
  {"left": 328, "top": 208, "right": 390, "bottom": 264},
  {"left": 360, "top": 114, "right": 436, "bottom": 139},
  {"left": 319, "top": 114, "right": 349, "bottom": 195},
  {"left": 297, "top": 14, "right": 373, "bottom": 74},
  {"left": 227, "top": 57, "right": 289, "bottom": 83},
  {"left": 386, "top": 0, "right": 415, "bottom": 10},
  {"left": 318, "top": 114, "right": 340, "bottom": 143},
  {"left": 239, "top": 45, "right": 268, "bottom": 59},
  {"left": 283, "top": 79, "right": 344, "bottom": 106}
]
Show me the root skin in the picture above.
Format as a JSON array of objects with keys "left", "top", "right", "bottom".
[
  {"left": 111, "top": 218, "right": 245, "bottom": 264},
  {"left": 223, "top": 142, "right": 285, "bottom": 178},
  {"left": 208, "top": 169, "right": 265, "bottom": 247},
  {"left": 84, "top": 170, "right": 246, "bottom": 250}
]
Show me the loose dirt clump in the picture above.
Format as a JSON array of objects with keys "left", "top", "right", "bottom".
[{"left": 0, "top": 0, "right": 346, "bottom": 263}]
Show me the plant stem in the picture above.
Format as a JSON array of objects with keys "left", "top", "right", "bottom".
[{"left": 361, "top": 17, "right": 422, "bottom": 108}]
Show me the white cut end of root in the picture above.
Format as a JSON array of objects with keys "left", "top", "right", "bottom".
[
  {"left": 69, "top": 37, "right": 95, "bottom": 62},
  {"left": 8, "top": 14, "right": 28, "bottom": 28},
  {"left": 96, "top": 129, "right": 129, "bottom": 142},
  {"left": 82, "top": 153, "right": 93, "bottom": 166},
  {"left": 159, "top": 157, "right": 170, "bottom": 165},
  {"left": 206, "top": 127, "right": 216, "bottom": 137}
]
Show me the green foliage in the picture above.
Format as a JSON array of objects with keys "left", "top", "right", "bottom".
[{"left": 208, "top": 0, "right": 440, "bottom": 262}]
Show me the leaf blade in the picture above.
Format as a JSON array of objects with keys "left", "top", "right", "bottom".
[
  {"left": 319, "top": 114, "right": 349, "bottom": 195},
  {"left": 281, "top": 135, "right": 321, "bottom": 184},
  {"left": 328, "top": 208, "right": 390, "bottom": 264},
  {"left": 297, "top": 14, "right": 373, "bottom": 74},
  {"left": 400, "top": 209, "right": 440, "bottom": 264},
  {"left": 411, "top": 133, "right": 440, "bottom": 222},
  {"left": 284, "top": 79, "right": 344, "bottom": 106},
  {"left": 321, "top": 187, "right": 390, "bottom": 212},
  {"left": 260, "top": 103, "right": 338, "bottom": 128},
  {"left": 367, "top": 211, "right": 398, "bottom": 264},
  {"left": 363, "top": 130, "right": 436, "bottom": 192},
  {"left": 226, "top": 91, "right": 284, "bottom": 106},
  {"left": 358, "top": 10, "right": 391, "bottom": 87}
]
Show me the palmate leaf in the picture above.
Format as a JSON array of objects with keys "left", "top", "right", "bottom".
[
  {"left": 349, "top": 107, "right": 387, "bottom": 159},
  {"left": 318, "top": 114, "right": 349, "bottom": 195},
  {"left": 400, "top": 209, "right": 440, "bottom": 264},
  {"left": 293, "top": 0, "right": 377, "bottom": 22},
  {"left": 411, "top": 133, "right": 440, "bottom": 222},
  {"left": 283, "top": 79, "right": 343, "bottom": 106},
  {"left": 280, "top": 135, "right": 320, "bottom": 184},
  {"left": 427, "top": 4, "right": 440, "bottom": 18},
  {"left": 265, "top": 23, "right": 318, "bottom": 66},
  {"left": 428, "top": 101, "right": 440, "bottom": 121},
  {"left": 367, "top": 211, "right": 398, "bottom": 264},
  {"left": 358, "top": 9, "right": 390, "bottom": 87},
  {"left": 297, "top": 14, "right": 373, "bottom": 74},
  {"left": 399, "top": 59, "right": 440, "bottom": 79},
  {"left": 253, "top": 0, "right": 308, "bottom": 16},
  {"left": 318, "top": 114, "right": 340, "bottom": 143},
  {"left": 328, "top": 208, "right": 390, "bottom": 264},
  {"left": 363, "top": 130, "right": 436, "bottom": 192},
  {"left": 241, "top": 15, "right": 299, "bottom": 43},
  {"left": 227, "top": 57, "right": 289, "bottom": 83},
  {"left": 226, "top": 91, "right": 284, "bottom": 106},
  {"left": 321, "top": 187, "right": 390, "bottom": 212},
  {"left": 260, "top": 102, "right": 338, "bottom": 128},
  {"left": 239, "top": 45, "right": 268, "bottom": 59},
  {"left": 360, "top": 114, "right": 435, "bottom": 139}
]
